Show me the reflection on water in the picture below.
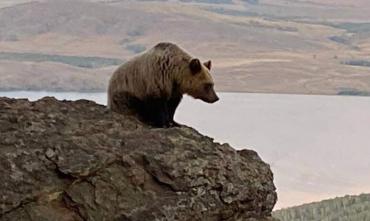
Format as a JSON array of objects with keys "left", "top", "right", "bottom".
[{"left": 1, "top": 91, "right": 370, "bottom": 209}]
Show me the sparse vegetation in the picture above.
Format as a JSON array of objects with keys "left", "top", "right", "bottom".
[
  {"left": 206, "top": 7, "right": 259, "bottom": 17},
  {"left": 342, "top": 60, "right": 370, "bottom": 68},
  {"left": 179, "top": 0, "right": 233, "bottom": 4},
  {"left": 273, "top": 194, "right": 370, "bottom": 221},
  {"left": 0, "top": 52, "right": 123, "bottom": 69},
  {"left": 2, "top": 34, "right": 19, "bottom": 41},
  {"left": 333, "top": 23, "right": 370, "bottom": 34},
  {"left": 337, "top": 88, "right": 370, "bottom": 96},
  {"left": 242, "top": 0, "right": 259, "bottom": 5},
  {"left": 125, "top": 44, "right": 146, "bottom": 54},
  {"left": 329, "top": 36, "right": 350, "bottom": 45},
  {"left": 127, "top": 28, "right": 145, "bottom": 37}
]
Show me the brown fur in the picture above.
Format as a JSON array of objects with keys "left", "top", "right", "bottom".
[{"left": 108, "top": 42, "right": 218, "bottom": 127}]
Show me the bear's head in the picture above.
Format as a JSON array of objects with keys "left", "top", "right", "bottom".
[{"left": 180, "top": 58, "right": 219, "bottom": 103}]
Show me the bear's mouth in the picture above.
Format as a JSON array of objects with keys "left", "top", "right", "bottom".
[
  {"left": 208, "top": 96, "right": 219, "bottom": 103},
  {"left": 201, "top": 94, "right": 219, "bottom": 103}
]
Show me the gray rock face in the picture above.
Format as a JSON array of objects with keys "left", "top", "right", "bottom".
[{"left": 0, "top": 97, "right": 277, "bottom": 221}]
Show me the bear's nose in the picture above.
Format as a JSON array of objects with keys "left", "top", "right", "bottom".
[{"left": 211, "top": 95, "right": 219, "bottom": 103}]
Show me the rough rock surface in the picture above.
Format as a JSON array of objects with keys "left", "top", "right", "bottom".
[{"left": 0, "top": 97, "right": 278, "bottom": 221}]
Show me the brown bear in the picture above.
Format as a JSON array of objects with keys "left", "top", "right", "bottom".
[{"left": 108, "top": 42, "right": 219, "bottom": 128}]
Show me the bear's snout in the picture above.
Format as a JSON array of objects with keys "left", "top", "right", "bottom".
[
  {"left": 210, "top": 95, "right": 219, "bottom": 103},
  {"left": 203, "top": 91, "right": 219, "bottom": 103},
  {"left": 210, "top": 89, "right": 219, "bottom": 103}
]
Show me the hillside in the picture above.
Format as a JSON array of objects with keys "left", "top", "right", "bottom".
[
  {"left": 0, "top": 0, "right": 370, "bottom": 94},
  {"left": 273, "top": 193, "right": 370, "bottom": 221}
]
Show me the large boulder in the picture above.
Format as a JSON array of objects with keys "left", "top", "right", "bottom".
[{"left": 0, "top": 97, "right": 277, "bottom": 221}]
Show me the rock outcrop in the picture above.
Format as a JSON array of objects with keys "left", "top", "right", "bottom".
[{"left": 0, "top": 97, "right": 277, "bottom": 221}]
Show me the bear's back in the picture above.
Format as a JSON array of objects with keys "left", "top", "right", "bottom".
[
  {"left": 149, "top": 42, "right": 191, "bottom": 60},
  {"left": 109, "top": 42, "right": 191, "bottom": 102},
  {"left": 153, "top": 42, "right": 174, "bottom": 50}
]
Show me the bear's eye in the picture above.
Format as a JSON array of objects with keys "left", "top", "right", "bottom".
[{"left": 204, "top": 83, "right": 213, "bottom": 91}]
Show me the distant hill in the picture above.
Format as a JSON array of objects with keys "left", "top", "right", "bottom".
[
  {"left": 0, "top": 52, "right": 122, "bottom": 68},
  {"left": 0, "top": 0, "right": 370, "bottom": 94},
  {"left": 0, "top": 0, "right": 370, "bottom": 95},
  {"left": 273, "top": 193, "right": 370, "bottom": 221}
]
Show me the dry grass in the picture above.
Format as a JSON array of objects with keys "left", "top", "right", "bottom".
[{"left": 0, "top": 0, "right": 369, "bottom": 95}]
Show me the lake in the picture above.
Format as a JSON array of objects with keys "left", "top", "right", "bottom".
[{"left": 1, "top": 91, "right": 370, "bottom": 209}]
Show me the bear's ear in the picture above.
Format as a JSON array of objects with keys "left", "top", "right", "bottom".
[
  {"left": 189, "top": 58, "right": 201, "bottom": 74},
  {"left": 204, "top": 60, "right": 212, "bottom": 70}
]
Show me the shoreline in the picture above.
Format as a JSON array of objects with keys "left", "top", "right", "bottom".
[{"left": 1, "top": 90, "right": 370, "bottom": 98}]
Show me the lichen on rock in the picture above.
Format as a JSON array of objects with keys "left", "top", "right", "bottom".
[{"left": 0, "top": 97, "right": 277, "bottom": 221}]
